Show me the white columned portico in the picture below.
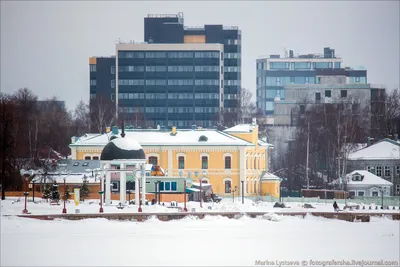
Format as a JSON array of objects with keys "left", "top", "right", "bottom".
[
  {"left": 135, "top": 174, "right": 140, "bottom": 205},
  {"left": 141, "top": 163, "right": 146, "bottom": 203},
  {"left": 239, "top": 147, "right": 247, "bottom": 196},
  {"left": 120, "top": 163, "right": 126, "bottom": 205},
  {"left": 105, "top": 163, "right": 111, "bottom": 205}
]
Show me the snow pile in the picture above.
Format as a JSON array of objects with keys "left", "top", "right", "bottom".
[{"left": 262, "top": 212, "right": 281, "bottom": 222}]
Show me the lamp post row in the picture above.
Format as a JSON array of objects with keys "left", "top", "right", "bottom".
[{"left": 20, "top": 166, "right": 247, "bottom": 215}]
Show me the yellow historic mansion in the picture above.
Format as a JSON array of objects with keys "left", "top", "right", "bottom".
[{"left": 69, "top": 120, "right": 280, "bottom": 198}]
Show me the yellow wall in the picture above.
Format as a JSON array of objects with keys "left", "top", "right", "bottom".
[
  {"left": 261, "top": 181, "right": 280, "bottom": 198},
  {"left": 74, "top": 148, "right": 242, "bottom": 196},
  {"left": 70, "top": 125, "right": 276, "bottom": 197},
  {"left": 184, "top": 35, "right": 206, "bottom": 43},
  {"left": 227, "top": 126, "right": 259, "bottom": 145},
  {"left": 89, "top": 57, "right": 97, "bottom": 64}
]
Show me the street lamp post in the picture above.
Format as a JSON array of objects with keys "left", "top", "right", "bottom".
[
  {"left": 32, "top": 180, "right": 35, "bottom": 202},
  {"left": 179, "top": 170, "right": 188, "bottom": 212},
  {"left": 62, "top": 177, "right": 67, "bottom": 214},
  {"left": 20, "top": 169, "right": 34, "bottom": 214},
  {"left": 241, "top": 181, "right": 244, "bottom": 204},
  {"left": 99, "top": 175, "right": 104, "bottom": 213},
  {"left": 157, "top": 180, "right": 161, "bottom": 205},
  {"left": 138, "top": 179, "right": 142, "bottom": 212},
  {"left": 380, "top": 187, "right": 386, "bottom": 209},
  {"left": 199, "top": 171, "right": 206, "bottom": 208}
]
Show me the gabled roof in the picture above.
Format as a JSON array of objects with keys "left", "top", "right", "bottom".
[
  {"left": 261, "top": 172, "right": 280, "bottom": 181},
  {"left": 71, "top": 129, "right": 253, "bottom": 147},
  {"left": 223, "top": 124, "right": 256, "bottom": 133},
  {"left": 348, "top": 139, "right": 400, "bottom": 160},
  {"left": 332, "top": 170, "right": 393, "bottom": 186}
]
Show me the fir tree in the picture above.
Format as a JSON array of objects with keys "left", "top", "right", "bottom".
[
  {"left": 80, "top": 177, "right": 90, "bottom": 201},
  {"left": 51, "top": 182, "right": 60, "bottom": 201},
  {"left": 63, "top": 185, "right": 70, "bottom": 201},
  {"left": 42, "top": 184, "right": 51, "bottom": 200}
]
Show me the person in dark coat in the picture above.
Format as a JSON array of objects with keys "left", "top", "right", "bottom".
[{"left": 333, "top": 201, "right": 339, "bottom": 212}]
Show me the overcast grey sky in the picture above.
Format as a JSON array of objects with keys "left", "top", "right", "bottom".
[{"left": 1, "top": 1, "right": 399, "bottom": 111}]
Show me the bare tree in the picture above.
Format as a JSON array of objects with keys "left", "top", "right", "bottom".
[
  {"left": 90, "top": 95, "right": 116, "bottom": 133},
  {"left": 73, "top": 100, "right": 90, "bottom": 136},
  {"left": 238, "top": 88, "right": 253, "bottom": 123}
]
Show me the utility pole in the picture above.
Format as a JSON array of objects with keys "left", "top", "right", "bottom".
[{"left": 306, "top": 121, "right": 310, "bottom": 190}]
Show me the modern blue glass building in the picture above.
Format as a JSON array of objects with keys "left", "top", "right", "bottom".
[
  {"left": 256, "top": 47, "right": 367, "bottom": 115},
  {"left": 89, "top": 13, "right": 241, "bottom": 128},
  {"left": 115, "top": 43, "right": 224, "bottom": 128}
]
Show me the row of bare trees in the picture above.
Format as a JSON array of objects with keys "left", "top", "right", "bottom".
[
  {"left": 275, "top": 89, "right": 400, "bottom": 191},
  {"left": 0, "top": 88, "right": 113, "bottom": 199}
]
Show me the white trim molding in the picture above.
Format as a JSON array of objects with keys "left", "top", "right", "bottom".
[
  {"left": 200, "top": 153, "right": 210, "bottom": 160},
  {"left": 223, "top": 177, "right": 233, "bottom": 193},
  {"left": 146, "top": 153, "right": 160, "bottom": 163},
  {"left": 176, "top": 152, "right": 186, "bottom": 160}
]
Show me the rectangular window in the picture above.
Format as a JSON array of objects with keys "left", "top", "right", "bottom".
[
  {"left": 315, "top": 62, "right": 330, "bottom": 69},
  {"left": 384, "top": 166, "right": 391, "bottom": 177},
  {"left": 225, "top": 181, "right": 231, "bottom": 193},
  {"left": 334, "top": 62, "right": 341, "bottom": 69},
  {"left": 294, "top": 62, "right": 311, "bottom": 70},
  {"left": 225, "top": 156, "right": 231, "bottom": 169},
  {"left": 325, "top": 90, "right": 331, "bottom": 97},
  {"left": 171, "top": 182, "right": 177, "bottom": 191},
  {"left": 300, "top": 105, "right": 305, "bottom": 114},
  {"left": 376, "top": 166, "right": 382, "bottom": 177},
  {"left": 111, "top": 181, "right": 119, "bottom": 192},
  {"left": 270, "top": 62, "right": 289, "bottom": 69},
  {"left": 357, "top": 191, "right": 365, "bottom": 197},
  {"left": 396, "top": 166, "right": 400, "bottom": 175},
  {"left": 315, "top": 92, "right": 321, "bottom": 101},
  {"left": 202, "top": 156, "right": 208, "bottom": 169},
  {"left": 90, "top": 64, "right": 96, "bottom": 72},
  {"left": 372, "top": 191, "right": 379, "bottom": 197},
  {"left": 178, "top": 156, "right": 184, "bottom": 169},
  {"left": 111, "top": 80, "right": 115, "bottom": 88},
  {"left": 341, "top": 90, "right": 347, "bottom": 98},
  {"left": 111, "top": 66, "right": 115, "bottom": 74},
  {"left": 367, "top": 166, "right": 375, "bottom": 174},
  {"left": 149, "top": 156, "right": 158, "bottom": 165},
  {"left": 90, "top": 79, "right": 96, "bottom": 86}
]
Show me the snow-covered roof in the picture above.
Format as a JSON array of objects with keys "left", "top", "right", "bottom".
[
  {"left": 348, "top": 139, "right": 400, "bottom": 160},
  {"left": 332, "top": 170, "right": 393, "bottom": 186},
  {"left": 260, "top": 172, "right": 280, "bottom": 181},
  {"left": 223, "top": 124, "right": 256, "bottom": 133},
  {"left": 32, "top": 174, "right": 99, "bottom": 184},
  {"left": 258, "top": 139, "right": 274, "bottom": 147},
  {"left": 71, "top": 129, "right": 253, "bottom": 147}
]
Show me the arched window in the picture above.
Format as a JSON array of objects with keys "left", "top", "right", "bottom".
[
  {"left": 225, "top": 156, "right": 231, "bottom": 169},
  {"left": 85, "top": 156, "right": 91, "bottom": 160},
  {"left": 202, "top": 156, "right": 208, "bottom": 169},
  {"left": 178, "top": 156, "right": 185, "bottom": 169},
  {"left": 93, "top": 156, "right": 99, "bottom": 160},
  {"left": 149, "top": 156, "right": 158, "bottom": 165},
  {"left": 225, "top": 180, "right": 231, "bottom": 193}
]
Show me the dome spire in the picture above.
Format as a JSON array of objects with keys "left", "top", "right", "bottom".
[{"left": 121, "top": 117, "right": 126, "bottom": 138}]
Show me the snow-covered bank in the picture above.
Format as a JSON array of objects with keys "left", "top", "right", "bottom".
[
  {"left": 1, "top": 197, "right": 398, "bottom": 216},
  {"left": 1, "top": 214, "right": 399, "bottom": 266}
]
